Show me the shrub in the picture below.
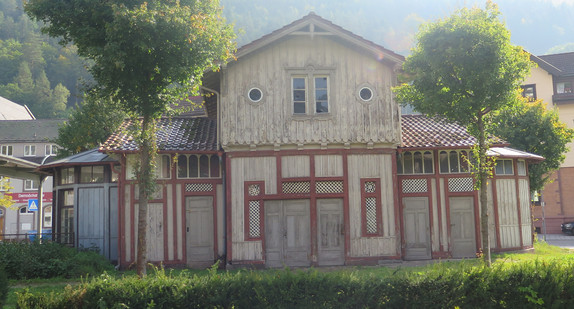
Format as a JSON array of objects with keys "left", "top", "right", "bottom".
[
  {"left": 0, "top": 267, "right": 8, "bottom": 308},
  {"left": 0, "top": 241, "right": 114, "bottom": 280}
]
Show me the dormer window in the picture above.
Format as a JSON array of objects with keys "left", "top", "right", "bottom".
[{"left": 557, "top": 82, "right": 572, "bottom": 94}]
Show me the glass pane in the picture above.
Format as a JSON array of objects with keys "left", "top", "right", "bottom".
[
  {"left": 504, "top": 160, "right": 513, "bottom": 175},
  {"left": 189, "top": 155, "right": 198, "bottom": 178},
  {"left": 294, "top": 102, "right": 306, "bottom": 114},
  {"left": 161, "top": 155, "right": 170, "bottom": 179},
  {"left": 293, "top": 90, "right": 306, "bottom": 101},
  {"left": 178, "top": 155, "right": 187, "bottom": 178},
  {"left": 63, "top": 190, "right": 74, "bottom": 206},
  {"left": 92, "top": 166, "right": 104, "bottom": 182},
  {"left": 315, "top": 77, "right": 327, "bottom": 89},
  {"left": 517, "top": 160, "right": 526, "bottom": 176},
  {"left": 495, "top": 160, "right": 504, "bottom": 175},
  {"left": 61, "top": 208, "right": 74, "bottom": 244},
  {"left": 449, "top": 151, "right": 459, "bottom": 173},
  {"left": 293, "top": 78, "right": 306, "bottom": 89},
  {"left": 439, "top": 151, "right": 449, "bottom": 173},
  {"left": 396, "top": 154, "right": 403, "bottom": 175},
  {"left": 199, "top": 155, "right": 209, "bottom": 177},
  {"left": 404, "top": 152, "right": 413, "bottom": 174},
  {"left": 423, "top": 152, "right": 433, "bottom": 174},
  {"left": 315, "top": 89, "right": 328, "bottom": 101},
  {"left": 80, "top": 166, "right": 92, "bottom": 183},
  {"left": 316, "top": 101, "right": 329, "bottom": 113},
  {"left": 459, "top": 151, "right": 469, "bottom": 172},
  {"left": 413, "top": 152, "right": 423, "bottom": 174},
  {"left": 210, "top": 155, "right": 220, "bottom": 177}
]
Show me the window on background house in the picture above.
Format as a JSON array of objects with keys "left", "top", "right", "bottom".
[
  {"left": 24, "top": 145, "right": 36, "bottom": 156},
  {"left": 521, "top": 84, "right": 536, "bottom": 101},
  {"left": 1, "top": 145, "right": 13, "bottom": 156},
  {"left": 24, "top": 179, "right": 38, "bottom": 190},
  {"left": 557, "top": 81, "right": 573, "bottom": 94},
  {"left": 45, "top": 144, "right": 58, "bottom": 156}
]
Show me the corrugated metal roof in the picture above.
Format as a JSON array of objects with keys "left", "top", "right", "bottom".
[{"left": 100, "top": 117, "right": 217, "bottom": 152}]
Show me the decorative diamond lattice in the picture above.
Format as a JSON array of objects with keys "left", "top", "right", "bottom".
[
  {"left": 402, "top": 179, "right": 428, "bottom": 193},
  {"left": 249, "top": 200, "right": 261, "bottom": 238},
  {"left": 248, "top": 184, "right": 261, "bottom": 196},
  {"left": 185, "top": 183, "right": 213, "bottom": 192},
  {"left": 365, "top": 197, "right": 377, "bottom": 234},
  {"left": 282, "top": 181, "right": 310, "bottom": 194},
  {"left": 316, "top": 181, "right": 343, "bottom": 194},
  {"left": 365, "top": 181, "right": 376, "bottom": 193},
  {"left": 448, "top": 177, "right": 473, "bottom": 192}
]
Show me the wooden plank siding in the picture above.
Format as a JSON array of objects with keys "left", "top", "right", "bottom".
[
  {"left": 496, "top": 179, "right": 521, "bottom": 248},
  {"left": 347, "top": 154, "right": 397, "bottom": 257},
  {"left": 221, "top": 35, "right": 400, "bottom": 149},
  {"left": 519, "top": 179, "right": 533, "bottom": 246}
]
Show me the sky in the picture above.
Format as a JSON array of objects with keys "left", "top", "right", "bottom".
[{"left": 222, "top": 0, "right": 574, "bottom": 56}]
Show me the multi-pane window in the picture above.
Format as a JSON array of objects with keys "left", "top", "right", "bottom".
[
  {"left": 1, "top": 145, "right": 13, "bottom": 156},
  {"left": 60, "top": 190, "right": 74, "bottom": 245},
  {"left": 521, "top": 84, "right": 536, "bottom": 101},
  {"left": 291, "top": 75, "right": 329, "bottom": 115},
  {"left": 439, "top": 150, "right": 470, "bottom": 174},
  {"left": 24, "top": 179, "right": 38, "bottom": 190},
  {"left": 156, "top": 154, "right": 171, "bottom": 179},
  {"left": 177, "top": 154, "right": 220, "bottom": 179},
  {"left": 45, "top": 144, "right": 58, "bottom": 156},
  {"left": 361, "top": 179, "right": 381, "bottom": 236},
  {"left": 495, "top": 159, "right": 514, "bottom": 175},
  {"left": 24, "top": 145, "right": 36, "bottom": 156},
  {"left": 245, "top": 182, "right": 264, "bottom": 240},
  {"left": 60, "top": 168, "right": 75, "bottom": 185},
  {"left": 80, "top": 166, "right": 104, "bottom": 183},
  {"left": 43, "top": 206, "right": 52, "bottom": 228},
  {"left": 397, "top": 151, "right": 434, "bottom": 175},
  {"left": 557, "top": 81, "right": 573, "bottom": 94}
]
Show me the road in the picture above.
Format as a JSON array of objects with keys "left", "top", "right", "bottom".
[{"left": 538, "top": 233, "right": 574, "bottom": 249}]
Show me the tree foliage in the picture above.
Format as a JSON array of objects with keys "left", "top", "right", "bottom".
[
  {"left": 55, "top": 95, "right": 127, "bottom": 157},
  {"left": 493, "top": 100, "right": 574, "bottom": 192},
  {"left": 26, "top": 0, "right": 236, "bottom": 277},
  {"left": 394, "top": 2, "right": 531, "bottom": 265},
  {"left": 0, "top": 177, "right": 14, "bottom": 209}
]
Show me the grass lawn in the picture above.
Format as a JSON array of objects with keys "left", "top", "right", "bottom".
[{"left": 5, "top": 240, "right": 573, "bottom": 308}]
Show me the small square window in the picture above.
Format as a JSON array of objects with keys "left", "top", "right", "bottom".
[
  {"left": 60, "top": 168, "right": 75, "bottom": 185},
  {"left": 24, "top": 145, "right": 36, "bottom": 157},
  {"left": 24, "top": 179, "right": 38, "bottom": 190},
  {"left": 521, "top": 85, "right": 536, "bottom": 101},
  {"left": 80, "top": 166, "right": 104, "bottom": 183}
]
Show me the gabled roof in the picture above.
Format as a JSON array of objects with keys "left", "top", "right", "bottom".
[
  {"left": 0, "top": 96, "right": 35, "bottom": 120},
  {"left": 0, "top": 119, "right": 63, "bottom": 143},
  {"left": 400, "top": 114, "right": 504, "bottom": 149},
  {"left": 537, "top": 52, "right": 574, "bottom": 76},
  {"left": 100, "top": 117, "right": 217, "bottom": 153},
  {"left": 235, "top": 12, "right": 404, "bottom": 65}
]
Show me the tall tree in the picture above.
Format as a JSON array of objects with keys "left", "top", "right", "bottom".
[
  {"left": 394, "top": 2, "right": 531, "bottom": 265},
  {"left": 26, "top": 0, "right": 236, "bottom": 277},
  {"left": 493, "top": 100, "right": 574, "bottom": 193}
]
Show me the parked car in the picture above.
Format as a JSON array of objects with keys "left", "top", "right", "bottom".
[{"left": 561, "top": 222, "right": 574, "bottom": 235}]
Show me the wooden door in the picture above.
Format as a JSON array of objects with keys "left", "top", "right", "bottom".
[
  {"left": 146, "top": 203, "right": 164, "bottom": 261},
  {"left": 265, "top": 199, "right": 311, "bottom": 267},
  {"left": 317, "top": 199, "right": 344, "bottom": 266},
  {"left": 403, "top": 197, "right": 431, "bottom": 260},
  {"left": 449, "top": 196, "right": 476, "bottom": 258},
  {"left": 186, "top": 196, "right": 214, "bottom": 267}
]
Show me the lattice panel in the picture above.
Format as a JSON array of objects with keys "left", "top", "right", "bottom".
[
  {"left": 248, "top": 200, "right": 261, "bottom": 238},
  {"left": 402, "top": 179, "right": 428, "bottom": 193},
  {"left": 248, "top": 184, "right": 261, "bottom": 196},
  {"left": 365, "top": 197, "right": 377, "bottom": 234},
  {"left": 185, "top": 183, "right": 213, "bottom": 192},
  {"left": 448, "top": 177, "right": 474, "bottom": 192},
  {"left": 365, "top": 181, "right": 376, "bottom": 193},
  {"left": 316, "top": 181, "right": 343, "bottom": 194},
  {"left": 282, "top": 181, "right": 310, "bottom": 194}
]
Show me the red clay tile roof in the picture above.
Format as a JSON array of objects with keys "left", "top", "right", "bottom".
[
  {"left": 400, "top": 114, "right": 504, "bottom": 148},
  {"left": 100, "top": 117, "right": 217, "bottom": 152}
]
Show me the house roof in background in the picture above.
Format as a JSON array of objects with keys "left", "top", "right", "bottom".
[
  {"left": 0, "top": 119, "right": 63, "bottom": 143},
  {"left": 400, "top": 114, "right": 505, "bottom": 149},
  {"left": 236, "top": 12, "right": 404, "bottom": 65},
  {"left": 100, "top": 117, "right": 217, "bottom": 153},
  {"left": 0, "top": 96, "right": 35, "bottom": 120},
  {"left": 538, "top": 52, "right": 574, "bottom": 76}
]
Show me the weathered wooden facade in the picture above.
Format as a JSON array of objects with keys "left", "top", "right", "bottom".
[{"left": 45, "top": 13, "right": 542, "bottom": 269}]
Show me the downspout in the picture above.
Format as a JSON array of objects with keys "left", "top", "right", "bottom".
[{"left": 36, "top": 155, "right": 50, "bottom": 242}]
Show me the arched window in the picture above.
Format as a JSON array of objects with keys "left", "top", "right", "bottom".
[
  {"left": 210, "top": 155, "right": 220, "bottom": 177},
  {"left": 178, "top": 155, "right": 188, "bottom": 178},
  {"left": 199, "top": 155, "right": 209, "bottom": 177},
  {"left": 189, "top": 155, "right": 199, "bottom": 178}
]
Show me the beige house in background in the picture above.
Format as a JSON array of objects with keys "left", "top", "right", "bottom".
[{"left": 523, "top": 52, "right": 574, "bottom": 233}]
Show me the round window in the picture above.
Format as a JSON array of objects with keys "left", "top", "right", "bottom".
[
  {"left": 248, "top": 88, "right": 263, "bottom": 103},
  {"left": 359, "top": 87, "right": 373, "bottom": 101}
]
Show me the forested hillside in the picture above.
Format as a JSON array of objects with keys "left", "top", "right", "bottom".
[{"left": 0, "top": 0, "right": 91, "bottom": 119}]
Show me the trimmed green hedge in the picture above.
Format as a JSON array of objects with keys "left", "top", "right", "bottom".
[
  {"left": 0, "top": 241, "right": 114, "bottom": 280},
  {"left": 16, "top": 260, "right": 574, "bottom": 308}
]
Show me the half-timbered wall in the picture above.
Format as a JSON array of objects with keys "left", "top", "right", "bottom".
[{"left": 220, "top": 35, "right": 400, "bottom": 149}]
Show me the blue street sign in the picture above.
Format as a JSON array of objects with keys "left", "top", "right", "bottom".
[{"left": 28, "top": 199, "right": 38, "bottom": 212}]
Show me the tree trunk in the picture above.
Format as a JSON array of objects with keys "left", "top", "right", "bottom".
[
  {"left": 136, "top": 114, "right": 156, "bottom": 278},
  {"left": 477, "top": 114, "right": 492, "bottom": 266}
]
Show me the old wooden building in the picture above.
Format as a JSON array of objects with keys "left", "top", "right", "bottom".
[{"left": 44, "top": 13, "right": 542, "bottom": 269}]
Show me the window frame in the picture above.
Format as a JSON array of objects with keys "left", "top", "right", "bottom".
[
  {"left": 244, "top": 181, "right": 264, "bottom": 241},
  {"left": 80, "top": 166, "right": 105, "bottom": 183},
  {"left": 45, "top": 144, "right": 58, "bottom": 156},
  {"left": 397, "top": 151, "right": 434, "bottom": 175},
  {"left": 287, "top": 65, "right": 335, "bottom": 118},
  {"left": 495, "top": 159, "right": 514, "bottom": 176},
  {"left": 521, "top": 84, "right": 537, "bottom": 101},
  {"left": 439, "top": 150, "right": 470, "bottom": 174},
  {"left": 1, "top": 145, "right": 13, "bottom": 156},
  {"left": 24, "top": 145, "right": 36, "bottom": 157},
  {"left": 176, "top": 154, "right": 220, "bottom": 179},
  {"left": 24, "top": 179, "right": 38, "bottom": 191}
]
